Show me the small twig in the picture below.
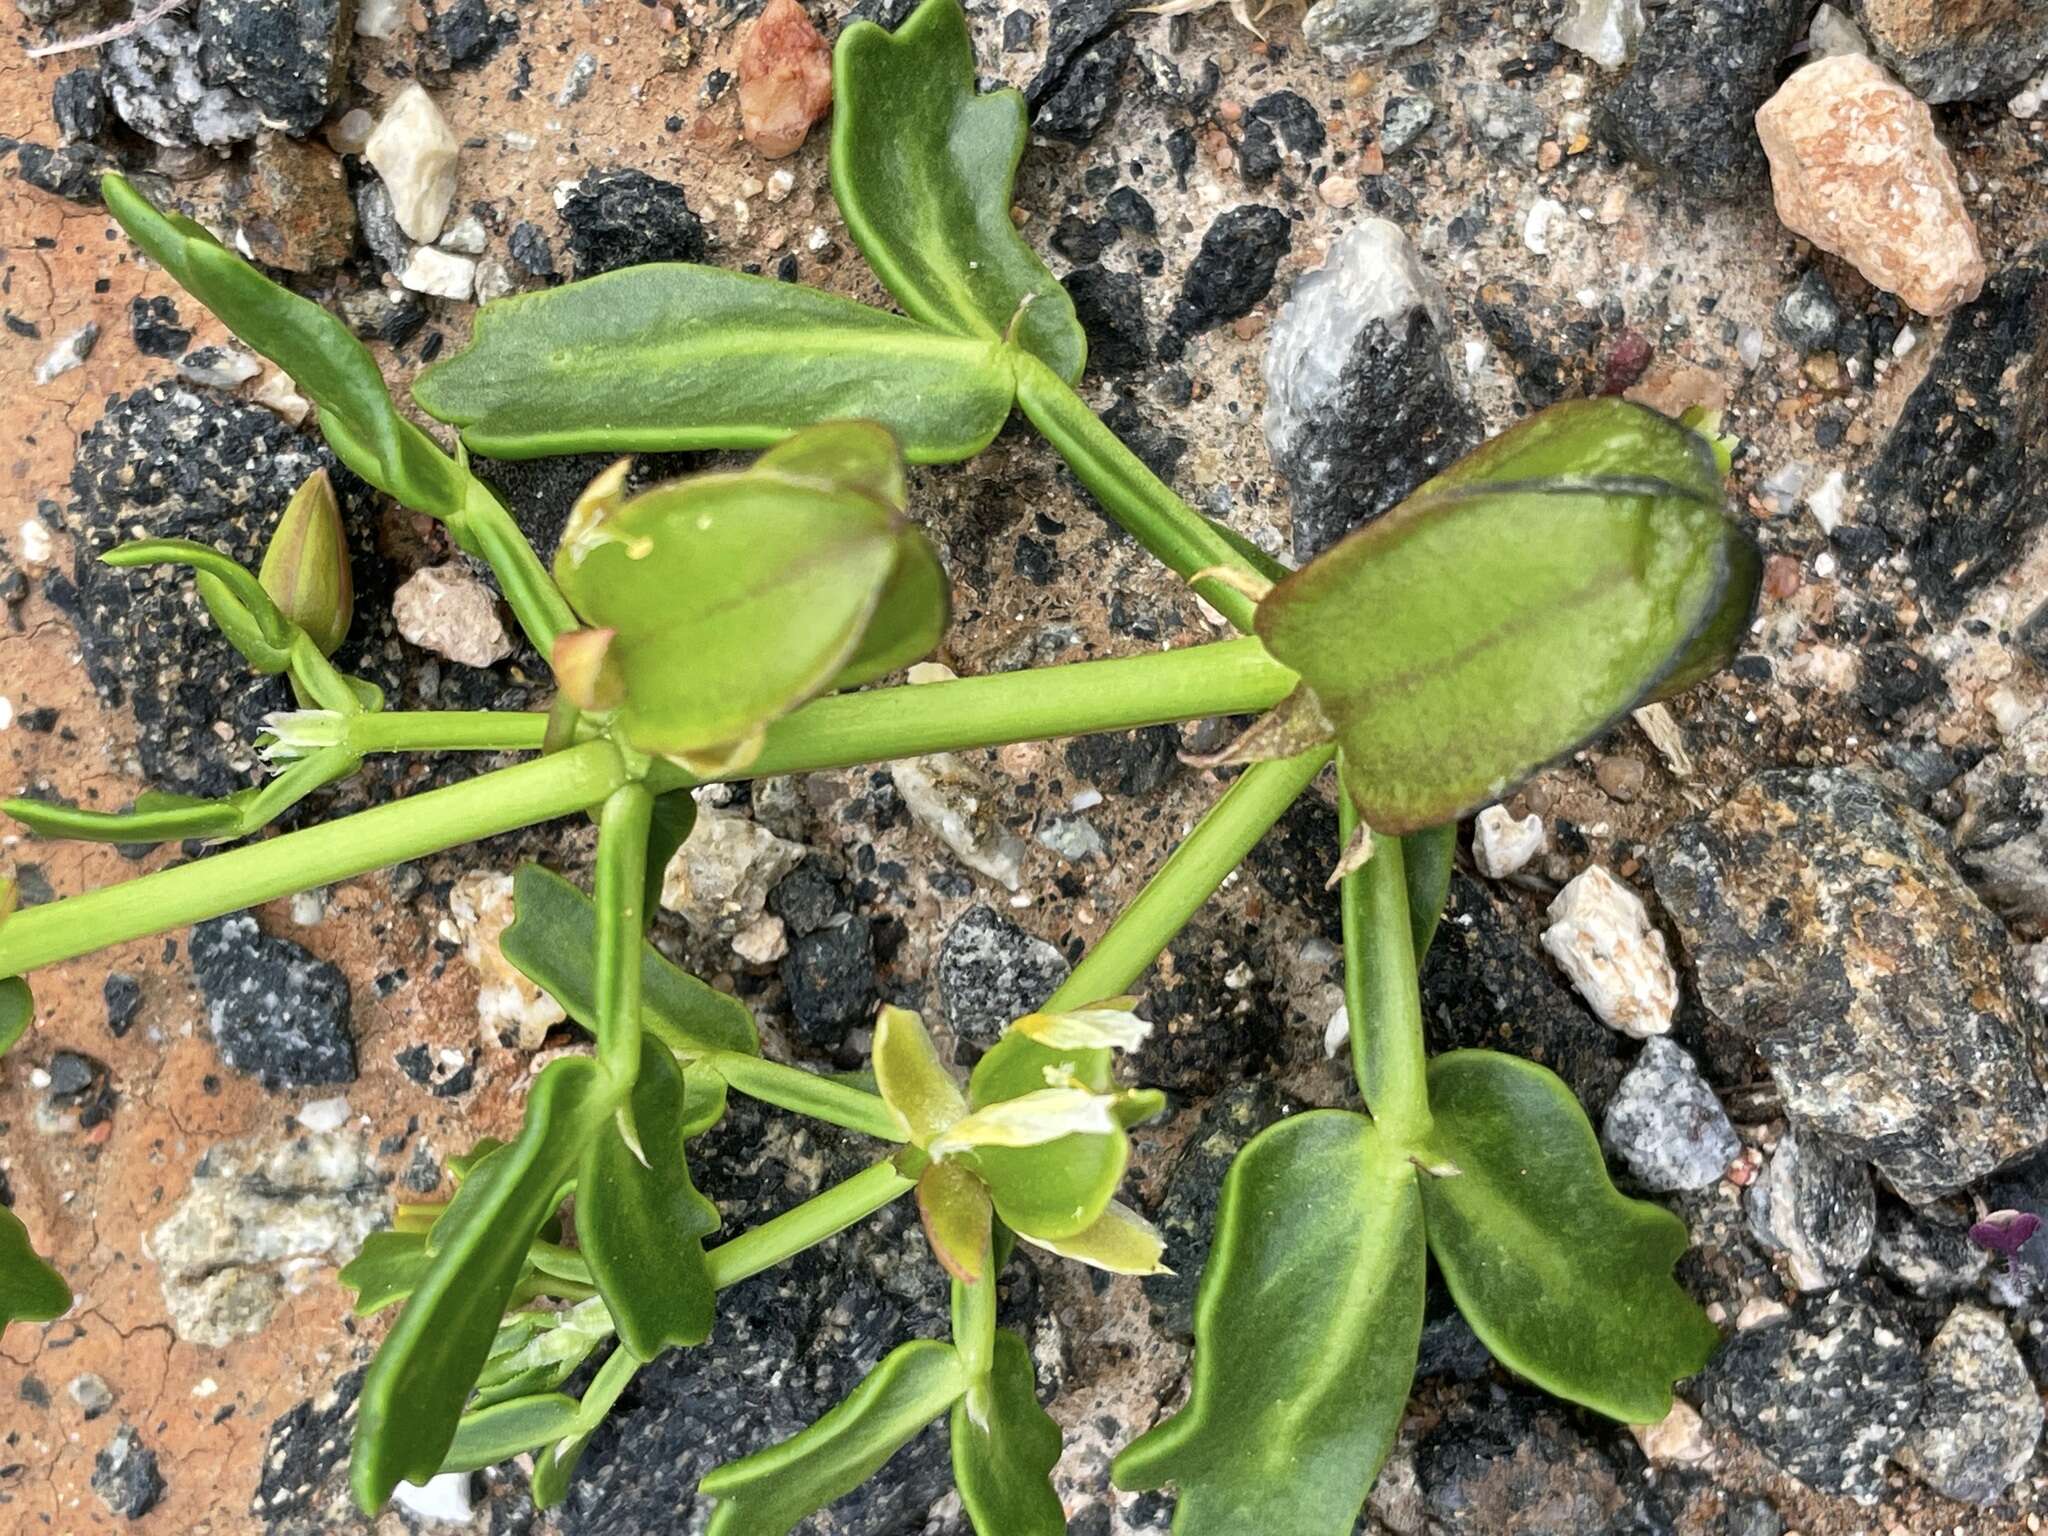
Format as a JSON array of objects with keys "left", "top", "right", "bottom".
[{"left": 25, "top": 0, "right": 188, "bottom": 60}]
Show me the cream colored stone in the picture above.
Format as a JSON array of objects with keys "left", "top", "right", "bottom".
[
  {"left": 393, "top": 562, "right": 513, "bottom": 667},
  {"left": 448, "top": 871, "right": 567, "bottom": 1051},
  {"left": 366, "top": 83, "right": 459, "bottom": 244},
  {"left": 1541, "top": 864, "right": 1678, "bottom": 1037},
  {"left": 1755, "top": 54, "right": 1985, "bottom": 316},
  {"left": 1631, "top": 1400, "right": 1713, "bottom": 1464}
]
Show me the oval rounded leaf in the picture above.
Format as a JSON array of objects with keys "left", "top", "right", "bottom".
[
  {"left": 1417, "top": 1050, "right": 1721, "bottom": 1424},
  {"left": 832, "top": 0, "right": 1086, "bottom": 383},
  {"left": 1, "top": 1206, "right": 70, "bottom": 1329},
  {"left": 415, "top": 264, "right": 1017, "bottom": 465},
  {"left": 1256, "top": 399, "right": 1760, "bottom": 834},
  {"left": 1114, "top": 1111, "right": 1424, "bottom": 1536},
  {"left": 953, "top": 1329, "right": 1064, "bottom": 1536},
  {"left": 700, "top": 1339, "right": 967, "bottom": 1536},
  {"left": 553, "top": 432, "right": 910, "bottom": 762},
  {"left": 577, "top": 1045, "right": 721, "bottom": 1360}
]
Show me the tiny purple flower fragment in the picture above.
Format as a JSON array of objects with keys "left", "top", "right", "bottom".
[{"left": 1969, "top": 1209, "right": 2043, "bottom": 1268}]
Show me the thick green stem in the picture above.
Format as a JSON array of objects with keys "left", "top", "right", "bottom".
[
  {"left": 1, "top": 642, "right": 1292, "bottom": 978},
  {"left": 1014, "top": 352, "right": 1271, "bottom": 633},
  {"left": 1047, "top": 748, "right": 1333, "bottom": 1009},
  {"left": 1339, "top": 791, "right": 1433, "bottom": 1145},
  {"left": 655, "top": 636, "right": 1293, "bottom": 792},
  {"left": 952, "top": 1268, "right": 996, "bottom": 1387},
  {"left": 593, "top": 784, "right": 653, "bottom": 1085},
  {"left": 704, "top": 1160, "right": 915, "bottom": 1290},
  {"left": 704, "top": 1050, "right": 907, "bottom": 1142},
  {"left": 0, "top": 740, "right": 629, "bottom": 976},
  {"left": 346, "top": 711, "right": 552, "bottom": 754}
]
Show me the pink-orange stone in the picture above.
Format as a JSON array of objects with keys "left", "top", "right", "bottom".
[{"left": 738, "top": 0, "right": 834, "bottom": 159}]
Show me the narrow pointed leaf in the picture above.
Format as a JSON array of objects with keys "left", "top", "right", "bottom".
[
  {"left": 552, "top": 440, "right": 907, "bottom": 760},
  {"left": 1418, "top": 1050, "right": 1720, "bottom": 1423},
  {"left": 351, "top": 1056, "right": 611, "bottom": 1512},
  {"left": 578, "top": 1045, "right": 720, "bottom": 1359},
  {"left": 700, "top": 1339, "right": 968, "bottom": 1536},
  {"left": 339, "top": 1228, "right": 432, "bottom": 1316},
  {"left": 414, "top": 264, "right": 1017, "bottom": 465},
  {"left": 0, "top": 1206, "right": 70, "bottom": 1329},
  {"left": 953, "top": 1329, "right": 1064, "bottom": 1536},
  {"left": 1113, "top": 1111, "right": 1425, "bottom": 1536},
  {"left": 1403, "top": 825, "right": 1456, "bottom": 961},
  {"left": 0, "top": 976, "right": 32, "bottom": 1057},
  {"left": 5, "top": 788, "right": 250, "bottom": 845},
  {"left": 102, "top": 175, "right": 470, "bottom": 523},
  {"left": 1255, "top": 399, "right": 1759, "bottom": 834},
  {"left": 500, "top": 864, "right": 758, "bottom": 1056},
  {"left": 873, "top": 1005, "right": 967, "bottom": 1145},
  {"left": 831, "top": 0, "right": 1086, "bottom": 382},
  {"left": 439, "top": 1393, "right": 584, "bottom": 1474}
]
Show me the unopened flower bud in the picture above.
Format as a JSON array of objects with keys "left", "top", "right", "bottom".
[{"left": 259, "top": 469, "right": 353, "bottom": 656}]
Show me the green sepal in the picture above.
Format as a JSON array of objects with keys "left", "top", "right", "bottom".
[
  {"left": 339, "top": 1228, "right": 431, "bottom": 1317},
  {"left": 961, "top": 1031, "right": 1133, "bottom": 1242},
  {"left": 700, "top": 1339, "right": 968, "bottom": 1536},
  {"left": 577, "top": 1045, "right": 721, "bottom": 1360},
  {"left": 0, "top": 975, "right": 31, "bottom": 1057},
  {"left": 259, "top": 469, "right": 353, "bottom": 657},
  {"left": 0, "top": 1205, "right": 71, "bottom": 1330},
  {"left": 102, "top": 175, "right": 471, "bottom": 525},
  {"left": 350, "top": 1055, "right": 613, "bottom": 1512},
  {"left": 953, "top": 1328, "right": 1064, "bottom": 1536},
  {"left": 1113, "top": 1111, "right": 1425, "bottom": 1535},
  {"left": 831, "top": 0, "right": 1086, "bottom": 383},
  {"left": 414, "top": 264, "right": 1018, "bottom": 465},
  {"left": 1255, "top": 399, "right": 1759, "bottom": 834},
  {"left": 439, "top": 1393, "right": 584, "bottom": 1475},
  {"left": 552, "top": 425, "right": 929, "bottom": 764},
  {"left": 1417, "top": 1050, "right": 1720, "bottom": 1424},
  {"left": 499, "top": 864, "right": 758, "bottom": 1056},
  {"left": 833, "top": 527, "right": 952, "bottom": 690}
]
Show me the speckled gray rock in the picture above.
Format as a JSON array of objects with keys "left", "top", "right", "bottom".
[
  {"left": 1951, "top": 707, "right": 2048, "bottom": 927},
  {"left": 104, "top": 18, "right": 263, "bottom": 147},
  {"left": 1262, "top": 219, "right": 1479, "bottom": 562},
  {"left": 1895, "top": 1304, "right": 2043, "bottom": 1503},
  {"left": 1600, "top": 1038, "right": 1740, "bottom": 1191},
  {"left": 1144, "top": 1080, "right": 1302, "bottom": 1338},
  {"left": 1851, "top": 0, "right": 2048, "bottom": 101},
  {"left": 1872, "top": 1201, "right": 1989, "bottom": 1297},
  {"left": 1650, "top": 769, "right": 2048, "bottom": 1203},
  {"left": 1746, "top": 1128, "right": 1876, "bottom": 1291},
  {"left": 190, "top": 914, "right": 355, "bottom": 1088},
  {"left": 196, "top": 0, "right": 354, "bottom": 136},
  {"left": 1702, "top": 1284, "right": 1925, "bottom": 1503},
  {"left": 1414, "top": 1388, "right": 1626, "bottom": 1531},
  {"left": 1596, "top": 0, "right": 1808, "bottom": 200},
  {"left": 938, "top": 905, "right": 1069, "bottom": 1045},
  {"left": 1302, "top": 0, "right": 1441, "bottom": 63},
  {"left": 92, "top": 1424, "right": 164, "bottom": 1519}
]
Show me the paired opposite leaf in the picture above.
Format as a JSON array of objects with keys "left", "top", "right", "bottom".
[
  {"left": 1256, "top": 399, "right": 1760, "bottom": 834},
  {"left": 832, "top": 0, "right": 1086, "bottom": 382},
  {"left": 700, "top": 1339, "right": 968, "bottom": 1536},
  {"left": 551, "top": 424, "right": 946, "bottom": 765},
  {"left": 0, "top": 1205, "right": 71, "bottom": 1330},
  {"left": 351, "top": 1056, "right": 612, "bottom": 1512},
  {"left": 577, "top": 1045, "right": 721, "bottom": 1359},
  {"left": 1417, "top": 1051, "right": 1720, "bottom": 1424},
  {"left": 102, "top": 176, "right": 469, "bottom": 525},
  {"left": 499, "top": 863, "right": 758, "bottom": 1057},
  {"left": 415, "top": 266, "right": 1017, "bottom": 465},
  {"left": 1114, "top": 1111, "right": 1425, "bottom": 1536},
  {"left": 952, "top": 1329, "right": 1065, "bottom": 1536}
]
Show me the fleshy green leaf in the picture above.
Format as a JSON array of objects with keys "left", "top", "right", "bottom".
[
  {"left": 351, "top": 1056, "right": 612, "bottom": 1512},
  {"left": 0, "top": 1206, "right": 70, "bottom": 1329},
  {"left": 1114, "top": 1111, "right": 1425, "bottom": 1536},
  {"left": 552, "top": 427, "right": 920, "bottom": 764},
  {"left": 643, "top": 790, "right": 698, "bottom": 918},
  {"left": 701, "top": 1339, "right": 968, "bottom": 1536},
  {"left": 873, "top": 1005, "right": 965, "bottom": 1146},
  {"left": 1418, "top": 1050, "right": 1720, "bottom": 1424},
  {"left": 102, "top": 175, "right": 469, "bottom": 523},
  {"left": 471, "top": 1298, "right": 615, "bottom": 1408},
  {"left": 953, "top": 1329, "right": 1064, "bottom": 1536},
  {"left": 833, "top": 528, "right": 952, "bottom": 690},
  {"left": 577, "top": 1045, "right": 720, "bottom": 1360},
  {"left": 339, "top": 1229, "right": 431, "bottom": 1317},
  {"left": 1403, "top": 825, "right": 1456, "bottom": 961},
  {"left": 415, "top": 264, "right": 1017, "bottom": 465},
  {"left": 831, "top": 0, "right": 1086, "bottom": 383},
  {"left": 440, "top": 1393, "right": 584, "bottom": 1474},
  {"left": 0, "top": 975, "right": 31, "bottom": 1057},
  {"left": 500, "top": 864, "right": 758, "bottom": 1056},
  {"left": 1015, "top": 1197, "right": 1168, "bottom": 1275},
  {"left": 917, "top": 1159, "right": 992, "bottom": 1283},
  {"left": 1255, "top": 399, "right": 1759, "bottom": 834}
]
